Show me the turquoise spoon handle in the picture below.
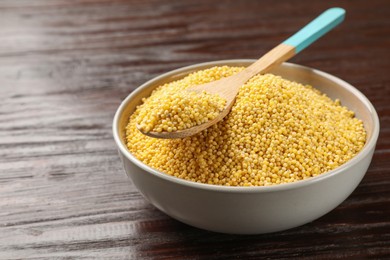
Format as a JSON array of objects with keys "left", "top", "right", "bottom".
[{"left": 283, "top": 7, "right": 346, "bottom": 53}]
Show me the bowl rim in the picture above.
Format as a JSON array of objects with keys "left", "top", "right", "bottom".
[{"left": 113, "top": 59, "right": 380, "bottom": 193}]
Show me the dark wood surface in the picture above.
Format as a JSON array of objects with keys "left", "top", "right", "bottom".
[{"left": 1, "top": 0, "right": 389, "bottom": 259}]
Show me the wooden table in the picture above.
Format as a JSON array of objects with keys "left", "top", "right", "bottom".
[{"left": 1, "top": 0, "right": 389, "bottom": 259}]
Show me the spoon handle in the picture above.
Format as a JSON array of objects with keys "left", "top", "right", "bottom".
[
  {"left": 283, "top": 7, "right": 345, "bottom": 53},
  {"left": 243, "top": 8, "right": 345, "bottom": 79}
]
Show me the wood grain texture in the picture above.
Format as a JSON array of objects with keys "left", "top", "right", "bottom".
[{"left": 0, "top": 0, "right": 389, "bottom": 259}]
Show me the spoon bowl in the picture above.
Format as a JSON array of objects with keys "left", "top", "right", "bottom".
[{"left": 138, "top": 8, "right": 346, "bottom": 139}]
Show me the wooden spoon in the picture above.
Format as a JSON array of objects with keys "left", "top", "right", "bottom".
[{"left": 139, "top": 7, "right": 345, "bottom": 139}]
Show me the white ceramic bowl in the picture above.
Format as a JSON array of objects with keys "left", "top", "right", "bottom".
[{"left": 113, "top": 60, "right": 379, "bottom": 234}]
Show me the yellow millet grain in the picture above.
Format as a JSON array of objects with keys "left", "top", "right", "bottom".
[
  {"left": 126, "top": 66, "right": 366, "bottom": 187},
  {"left": 136, "top": 67, "right": 232, "bottom": 133}
]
